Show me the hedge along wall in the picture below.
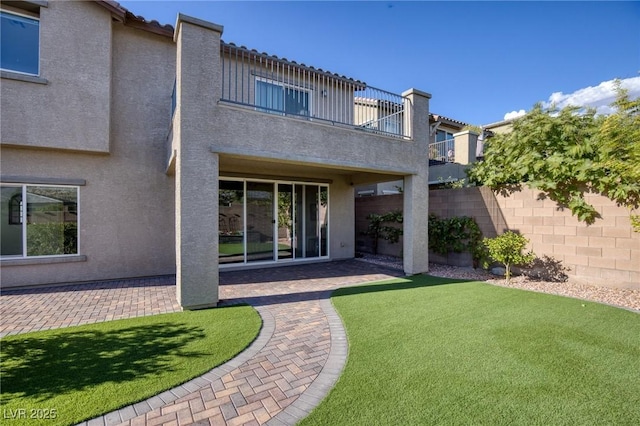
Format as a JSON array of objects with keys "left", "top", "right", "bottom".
[
  {"left": 355, "top": 187, "right": 639, "bottom": 289},
  {"left": 429, "top": 187, "right": 639, "bottom": 290}
]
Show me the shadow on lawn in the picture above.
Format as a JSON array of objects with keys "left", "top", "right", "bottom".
[
  {"left": 1, "top": 322, "right": 205, "bottom": 402},
  {"left": 223, "top": 274, "right": 474, "bottom": 307},
  {"left": 333, "top": 274, "right": 474, "bottom": 297}
]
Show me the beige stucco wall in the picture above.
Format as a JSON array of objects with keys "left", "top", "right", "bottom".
[
  {"left": 0, "top": 1, "right": 112, "bottom": 153},
  {"left": 221, "top": 52, "right": 358, "bottom": 124},
  {"left": 209, "top": 102, "right": 426, "bottom": 267},
  {"left": 484, "top": 120, "right": 513, "bottom": 135},
  {"left": 1, "top": 13, "right": 176, "bottom": 288},
  {"left": 172, "top": 15, "right": 431, "bottom": 307},
  {"left": 1, "top": 5, "right": 431, "bottom": 296}
]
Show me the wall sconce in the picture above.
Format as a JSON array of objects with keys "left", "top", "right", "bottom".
[{"left": 321, "top": 89, "right": 328, "bottom": 97}]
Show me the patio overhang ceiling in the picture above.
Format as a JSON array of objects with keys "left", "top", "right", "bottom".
[{"left": 215, "top": 149, "right": 413, "bottom": 186}]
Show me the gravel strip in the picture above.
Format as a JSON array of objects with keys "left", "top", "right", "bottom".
[{"left": 358, "top": 254, "right": 639, "bottom": 312}]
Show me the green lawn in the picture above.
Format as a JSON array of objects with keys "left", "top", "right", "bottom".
[
  {"left": 301, "top": 275, "right": 640, "bottom": 426},
  {"left": 1, "top": 305, "right": 261, "bottom": 426}
]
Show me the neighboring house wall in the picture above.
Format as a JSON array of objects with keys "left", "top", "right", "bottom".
[
  {"left": 1, "top": 2, "right": 176, "bottom": 288},
  {"left": 429, "top": 122, "right": 463, "bottom": 145},
  {"left": 484, "top": 119, "right": 514, "bottom": 135},
  {"left": 356, "top": 116, "right": 466, "bottom": 196},
  {"left": 428, "top": 130, "right": 478, "bottom": 184}
]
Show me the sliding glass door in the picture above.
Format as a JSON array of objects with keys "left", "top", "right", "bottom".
[
  {"left": 219, "top": 180, "right": 245, "bottom": 265},
  {"left": 219, "top": 179, "right": 329, "bottom": 266},
  {"left": 277, "top": 184, "right": 294, "bottom": 260},
  {"left": 246, "top": 181, "right": 275, "bottom": 263}
]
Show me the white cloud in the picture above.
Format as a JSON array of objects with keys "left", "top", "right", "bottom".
[
  {"left": 503, "top": 109, "right": 527, "bottom": 120},
  {"left": 541, "top": 76, "right": 640, "bottom": 115},
  {"left": 501, "top": 76, "right": 640, "bottom": 120}
]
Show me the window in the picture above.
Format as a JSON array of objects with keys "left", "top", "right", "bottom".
[
  {"left": 1, "top": 10, "right": 40, "bottom": 75},
  {"left": 1, "top": 185, "right": 79, "bottom": 258},
  {"left": 436, "top": 130, "right": 454, "bottom": 142},
  {"left": 255, "top": 79, "right": 310, "bottom": 116},
  {"left": 219, "top": 179, "right": 328, "bottom": 266}
]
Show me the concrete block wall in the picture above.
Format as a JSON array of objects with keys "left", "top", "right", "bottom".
[
  {"left": 429, "top": 187, "right": 639, "bottom": 289},
  {"left": 356, "top": 187, "right": 639, "bottom": 289},
  {"left": 355, "top": 194, "right": 404, "bottom": 256}
]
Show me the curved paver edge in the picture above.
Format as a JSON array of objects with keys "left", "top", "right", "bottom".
[
  {"left": 83, "top": 305, "right": 276, "bottom": 426},
  {"left": 265, "top": 291, "right": 348, "bottom": 426}
]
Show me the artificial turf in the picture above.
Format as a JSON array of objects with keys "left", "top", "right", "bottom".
[
  {"left": 1, "top": 305, "right": 261, "bottom": 426},
  {"left": 301, "top": 275, "right": 640, "bottom": 425}
]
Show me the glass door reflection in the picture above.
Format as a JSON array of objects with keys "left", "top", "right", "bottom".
[
  {"left": 219, "top": 180, "right": 245, "bottom": 264},
  {"left": 246, "top": 181, "right": 275, "bottom": 263},
  {"left": 277, "top": 184, "right": 294, "bottom": 260}
]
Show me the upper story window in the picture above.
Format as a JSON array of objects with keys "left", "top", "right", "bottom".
[
  {"left": 1, "top": 10, "right": 40, "bottom": 76},
  {"left": 255, "top": 79, "right": 311, "bottom": 117},
  {"left": 1, "top": 184, "right": 79, "bottom": 258},
  {"left": 436, "top": 129, "right": 454, "bottom": 142}
]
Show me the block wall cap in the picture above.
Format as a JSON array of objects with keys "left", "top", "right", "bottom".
[
  {"left": 402, "top": 88, "right": 432, "bottom": 99},
  {"left": 175, "top": 13, "right": 223, "bottom": 41}
]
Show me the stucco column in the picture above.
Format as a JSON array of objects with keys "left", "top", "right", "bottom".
[
  {"left": 174, "top": 15, "right": 223, "bottom": 309},
  {"left": 453, "top": 130, "right": 479, "bottom": 165},
  {"left": 402, "top": 88, "right": 431, "bottom": 275}
]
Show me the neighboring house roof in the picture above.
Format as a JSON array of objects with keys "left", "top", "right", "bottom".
[
  {"left": 429, "top": 113, "right": 468, "bottom": 130},
  {"left": 483, "top": 118, "right": 516, "bottom": 130}
]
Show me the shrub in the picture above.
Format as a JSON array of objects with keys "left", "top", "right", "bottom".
[
  {"left": 484, "top": 231, "right": 535, "bottom": 282},
  {"left": 428, "top": 214, "right": 486, "bottom": 267},
  {"left": 363, "top": 211, "right": 403, "bottom": 255}
]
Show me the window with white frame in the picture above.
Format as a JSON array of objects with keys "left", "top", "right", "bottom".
[
  {"left": 255, "top": 79, "right": 311, "bottom": 116},
  {"left": 1, "top": 185, "right": 79, "bottom": 258},
  {"left": 0, "top": 9, "right": 40, "bottom": 76}
]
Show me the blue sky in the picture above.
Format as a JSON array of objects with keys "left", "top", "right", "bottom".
[{"left": 119, "top": 0, "right": 640, "bottom": 125}]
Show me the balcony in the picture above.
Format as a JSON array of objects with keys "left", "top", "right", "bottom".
[
  {"left": 428, "top": 131, "right": 480, "bottom": 185},
  {"left": 219, "top": 42, "right": 409, "bottom": 139},
  {"left": 428, "top": 138, "right": 455, "bottom": 165}
]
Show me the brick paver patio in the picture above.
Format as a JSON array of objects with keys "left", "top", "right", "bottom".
[{"left": 0, "top": 260, "right": 403, "bottom": 425}]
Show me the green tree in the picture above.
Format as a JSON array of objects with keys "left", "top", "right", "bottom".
[
  {"left": 484, "top": 232, "right": 535, "bottom": 282},
  {"left": 468, "top": 83, "right": 640, "bottom": 225}
]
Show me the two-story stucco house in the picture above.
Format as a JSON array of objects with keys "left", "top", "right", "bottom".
[{"left": 0, "top": 0, "right": 431, "bottom": 309}]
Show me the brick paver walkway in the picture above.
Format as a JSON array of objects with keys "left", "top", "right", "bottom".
[
  {"left": 0, "top": 277, "right": 181, "bottom": 337},
  {"left": 0, "top": 260, "right": 402, "bottom": 425}
]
